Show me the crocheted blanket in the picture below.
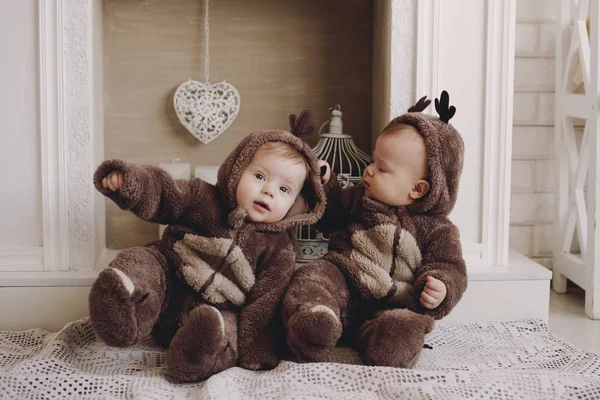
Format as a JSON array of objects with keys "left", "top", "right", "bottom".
[{"left": 1, "top": 318, "right": 599, "bottom": 399}]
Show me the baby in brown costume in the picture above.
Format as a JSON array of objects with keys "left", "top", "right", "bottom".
[
  {"left": 282, "top": 92, "right": 467, "bottom": 367},
  {"left": 89, "top": 118, "right": 325, "bottom": 382}
]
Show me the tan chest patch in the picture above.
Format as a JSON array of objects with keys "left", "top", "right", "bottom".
[
  {"left": 174, "top": 234, "right": 255, "bottom": 307},
  {"left": 349, "top": 223, "right": 421, "bottom": 303}
]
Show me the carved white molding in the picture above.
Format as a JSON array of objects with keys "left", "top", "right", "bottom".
[
  {"left": 64, "top": 0, "right": 97, "bottom": 270},
  {"left": 0, "top": 248, "right": 44, "bottom": 272},
  {"left": 38, "top": 0, "right": 97, "bottom": 271},
  {"left": 372, "top": 0, "right": 416, "bottom": 138},
  {"left": 389, "top": 0, "right": 417, "bottom": 117}
]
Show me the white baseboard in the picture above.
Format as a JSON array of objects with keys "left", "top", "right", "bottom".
[
  {"left": 0, "top": 248, "right": 118, "bottom": 286},
  {"left": 0, "top": 247, "right": 44, "bottom": 272}
]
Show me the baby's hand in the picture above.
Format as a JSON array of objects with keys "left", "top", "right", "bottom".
[
  {"left": 244, "top": 362, "right": 263, "bottom": 371},
  {"left": 318, "top": 160, "right": 331, "bottom": 184},
  {"left": 102, "top": 170, "right": 124, "bottom": 191},
  {"left": 420, "top": 276, "right": 446, "bottom": 309}
]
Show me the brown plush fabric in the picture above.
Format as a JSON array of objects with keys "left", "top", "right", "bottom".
[
  {"left": 282, "top": 97, "right": 467, "bottom": 368},
  {"left": 89, "top": 130, "right": 325, "bottom": 382},
  {"left": 357, "top": 309, "right": 434, "bottom": 368}
]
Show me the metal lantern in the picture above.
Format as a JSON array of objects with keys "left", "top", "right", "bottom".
[{"left": 296, "top": 105, "right": 371, "bottom": 262}]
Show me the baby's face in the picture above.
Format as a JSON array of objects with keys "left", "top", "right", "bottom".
[
  {"left": 363, "top": 128, "right": 429, "bottom": 207},
  {"left": 236, "top": 147, "right": 307, "bottom": 223}
]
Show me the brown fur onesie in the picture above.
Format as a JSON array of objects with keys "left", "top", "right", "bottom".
[
  {"left": 89, "top": 128, "right": 325, "bottom": 382},
  {"left": 282, "top": 93, "right": 467, "bottom": 368}
]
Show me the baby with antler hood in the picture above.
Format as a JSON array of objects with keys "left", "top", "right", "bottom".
[
  {"left": 282, "top": 91, "right": 467, "bottom": 368},
  {"left": 89, "top": 115, "right": 325, "bottom": 382}
]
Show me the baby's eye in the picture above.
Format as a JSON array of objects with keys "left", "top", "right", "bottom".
[
  {"left": 378, "top": 168, "right": 387, "bottom": 173},
  {"left": 280, "top": 187, "right": 289, "bottom": 194},
  {"left": 254, "top": 173, "right": 265, "bottom": 180}
]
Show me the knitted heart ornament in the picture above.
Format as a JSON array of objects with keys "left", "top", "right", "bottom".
[
  {"left": 173, "top": 79, "right": 240, "bottom": 144},
  {"left": 173, "top": 0, "right": 240, "bottom": 144}
]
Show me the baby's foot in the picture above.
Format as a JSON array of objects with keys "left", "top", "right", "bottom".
[
  {"left": 358, "top": 309, "right": 434, "bottom": 368},
  {"left": 89, "top": 267, "right": 160, "bottom": 347},
  {"left": 286, "top": 304, "right": 342, "bottom": 362},
  {"left": 167, "top": 305, "right": 237, "bottom": 382}
]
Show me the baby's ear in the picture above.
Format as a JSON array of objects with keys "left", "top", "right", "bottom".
[
  {"left": 286, "top": 195, "right": 309, "bottom": 218},
  {"left": 410, "top": 180, "right": 430, "bottom": 200}
]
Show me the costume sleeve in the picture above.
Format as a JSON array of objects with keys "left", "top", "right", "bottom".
[
  {"left": 237, "top": 235, "right": 296, "bottom": 369},
  {"left": 313, "top": 172, "right": 361, "bottom": 234},
  {"left": 412, "top": 220, "right": 468, "bottom": 320},
  {"left": 94, "top": 159, "right": 212, "bottom": 226}
]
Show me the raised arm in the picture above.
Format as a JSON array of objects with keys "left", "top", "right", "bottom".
[{"left": 94, "top": 159, "right": 213, "bottom": 226}]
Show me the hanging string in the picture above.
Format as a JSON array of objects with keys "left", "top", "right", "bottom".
[
  {"left": 204, "top": 0, "right": 210, "bottom": 83},
  {"left": 174, "top": 0, "right": 240, "bottom": 144}
]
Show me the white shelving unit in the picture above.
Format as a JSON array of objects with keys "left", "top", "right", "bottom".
[{"left": 553, "top": 0, "right": 600, "bottom": 319}]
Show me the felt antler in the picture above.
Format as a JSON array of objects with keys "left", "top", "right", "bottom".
[
  {"left": 407, "top": 95, "right": 431, "bottom": 113},
  {"left": 434, "top": 90, "right": 456, "bottom": 123},
  {"left": 289, "top": 110, "right": 314, "bottom": 138}
]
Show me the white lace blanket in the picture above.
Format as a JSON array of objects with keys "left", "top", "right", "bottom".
[{"left": 1, "top": 318, "right": 599, "bottom": 399}]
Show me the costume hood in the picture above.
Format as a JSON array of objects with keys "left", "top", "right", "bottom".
[
  {"left": 386, "top": 91, "right": 464, "bottom": 216},
  {"left": 217, "top": 112, "right": 326, "bottom": 232}
]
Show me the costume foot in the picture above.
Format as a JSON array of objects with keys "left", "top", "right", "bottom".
[
  {"left": 89, "top": 267, "right": 162, "bottom": 347},
  {"left": 358, "top": 309, "right": 434, "bottom": 368},
  {"left": 286, "top": 304, "right": 342, "bottom": 362},
  {"left": 167, "top": 305, "right": 236, "bottom": 382}
]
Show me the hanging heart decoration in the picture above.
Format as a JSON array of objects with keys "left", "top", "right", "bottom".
[
  {"left": 174, "top": 0, "right": 240, "bottom": 144},
  {"left": 174, "top": 79, "right": 240, "bottom": 144}
]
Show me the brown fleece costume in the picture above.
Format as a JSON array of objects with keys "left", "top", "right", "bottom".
[
  {"left": 89, "top": 128, "right": 325, "bottom": 382},
  {"left": 282, "top": 92, "right": 467, "bottom": 368}
]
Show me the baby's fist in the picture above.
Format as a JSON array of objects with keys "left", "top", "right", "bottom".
[
  {"left": 243, "top": 362, "right": 263, "bottom": 371},
  {"left": 238, "top": 356, "right": 276, "bottom": 371},
  {"left": 420, "top": 276, "right": 447, "bottom": 309},
  {"left": 102, "top": 170, "right": 124, "bottom": 191}
]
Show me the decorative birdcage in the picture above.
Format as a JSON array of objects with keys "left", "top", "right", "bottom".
[{"left": 296, "top": 105, "right": 371, "bottom": 262}]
